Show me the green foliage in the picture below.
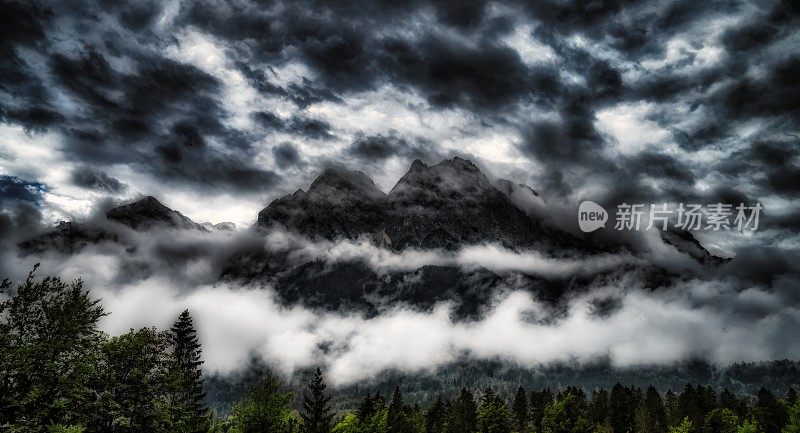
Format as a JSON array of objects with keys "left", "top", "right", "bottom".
[
  {"left": 512, "top": 386, "right": 529, "bottom": 433},
  {"left": 477, "top": 388, "right": 513, "bottom": 433},
  {"left": 784, "top": 399, "right": 800, "bottom": 433},
  {"left": 48, "top": 425, "right": 85, "bottom": 433},
  {"left": 426, "top": 398, "right": 446, "bottom": 433},
  {"left": 754, "top": 388, "right": 790, "bottom": 433},
  {"left": 637, "top": 387, "right": 668, "bottom": 433},
  {"left": 92, "top": 327, "right": 173, "bottom": 432},
  {"left": 531, "top": 388, "right": 555, "bottom": 433},
  {"left": 444, "top": 388, "right": 478, "bottom": 433},
  {"left": 331, "top": 413, "right": 360, "bottom": 433},
  {"left": 670, "top": 417, "right": 695, "bottom": 433},
  {"left": 704, "top": 409, "right": 739, "bottom": 433},
  {"left": 610, "top": 383, "right": 635, "bottom": 433},
  {"left": 738, "top": 419, "right": 762, "bottom": 433},
  {"left": 541, "top": 391, "right": 591, "bottom": 433},
  {"left": 0, "top": 266, "right": 106, "bottom": 432},
  {"left": 229, "top": 374, "right": 298, "bottom": 433}
]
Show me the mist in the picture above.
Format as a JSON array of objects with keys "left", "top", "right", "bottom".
[{"left": 4, "top": 224, "right": 799, "bottom": 386}]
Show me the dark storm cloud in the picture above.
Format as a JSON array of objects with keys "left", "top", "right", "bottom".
[
  {"left": 272, "top": 142, "right": 304, "bottom": 168},
  {"left": 0, "top": 1, "right": 56, "bottom": 130},
  {"left": 346, "top": 133, "right": 442, "bottom": 163},
  {"left": 251, "top": 110, "right": 334, "bottom": 140},
  {"left": 42, "top": 43, "right": 282, "bottom": 193},
  {"left": 180, "top": 0, "right": 561, "bottom": 112},
  {"left": 71, "top": 167, "right": 127, "bottom": 194},
  {"left": 237, "top": 62, "right": 341, "bottom": 108}
]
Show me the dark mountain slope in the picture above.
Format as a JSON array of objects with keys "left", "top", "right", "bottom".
[{"left": 106, "top": 196, "right": 208, "bottom": 231}]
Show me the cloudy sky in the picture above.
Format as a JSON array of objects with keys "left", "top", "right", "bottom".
[
  {"left": 1, "top": 0, "right": 798, "bottom": 228},
  {"left": 1, "top": 0, "right": 800, "bottom": 383}
]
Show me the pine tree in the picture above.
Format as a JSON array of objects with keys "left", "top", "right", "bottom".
[
  {"left": 531, "top": 389, "right": 555, "bottom": 433},
  {"left": 610, "top": 383, "right": 634, "bottom": 433},
  {"left": 301, "top": 368, "right": 334, "bottom": 433},
  {"left": 445, "top": 388, "right": 478, "bottom": 433},
  {"left": 755, "top": 388, "right": 790, "bottom": 433},
  {"left": 427, "top": 398, "right": 446, "bottom": 433},
  {"left": 589, "top": 388, "right": 610, "bottom": 425},
  {"left": 387, "top": 387, "right": 408, "bottom": 433},
  {"left": 512, "top": 386, "right": 530, "bottom": 432},
  {"left": 641, "top": 386, "right": 667, "bottom": 433},
  {"left": 169, "top": 309, "right": 210, "bottom": 433},
  {"left": 477, "top": 388, "right": 513, "bottom": 433},
  {"left": 358, "top": 393, "right": 378, "bottom": 422}
]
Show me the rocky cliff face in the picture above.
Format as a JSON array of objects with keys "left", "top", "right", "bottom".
[
  {"left": 256, "top": 157, "right": 586, "bottom": 253},
  {"left": 106, "top": 196, "right": 208, "bottom": 231}
]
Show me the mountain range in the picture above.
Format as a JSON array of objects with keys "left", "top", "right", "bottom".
[{"left": 16, "top": 157, "right": 725, "bottom": 317}]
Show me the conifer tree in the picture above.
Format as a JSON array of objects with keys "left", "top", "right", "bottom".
[
  {"left": 445, "top": 388, "right": 478, "bottom": 433},
  {"left": 512, "top": 386, "right": 529, "bottom": 432},
  {"left": 357, "top": 393, "right": 378, "bottom": 422},
  {"left": 169, "top": 309, "right": 210, "bottom": 433},
  {"left": 301, "top": 368, "right": 334, "bottom": 433},
  {"left": 427, "top": 398, "right": 446, "bottom": 433},
  {"left": 589, "top": 388, "right": 610, "bottom": 425},
  {"left": 531, "top": 389, "right": 555, "bottom": 433},
  {"left": 477, "top": 388, "right": 513, "bottom": 433},
  {"left": 387, "top": 387, "right": 408, "bottom": 433},
  {"left": 755, "top": 388, "right": 789, "bottom": 433},
  {"left": 610, "top": 383, "right": 634, "bottom": 433}
]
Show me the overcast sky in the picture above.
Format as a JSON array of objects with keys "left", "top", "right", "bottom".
[
  {"left": 2, "top": 0, "right": 800, "bottom": 382},
  {"left": 1, "top": 0, "right": 798, "bottom": 229}
]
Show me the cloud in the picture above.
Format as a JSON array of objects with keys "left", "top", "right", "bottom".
[
  {"left": 70, "top": 167, "right": 126, "bottom": 193},
  {"left": 1, "top": 0, "right": 800, "bottom": 388}
]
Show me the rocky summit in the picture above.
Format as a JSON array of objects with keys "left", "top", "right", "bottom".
[
  {"left": 257, "top": 157, "right": 585, "bottom": 252},
  {"left": 106, "top": 196, "right": 208, "bottom": 232}
]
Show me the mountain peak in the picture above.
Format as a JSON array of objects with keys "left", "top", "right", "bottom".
[
  {"left": 257, "top": 168, "right": 386, "bottom": 238},
  {"left": 307, "top": 167, "right": 385, "bottom": 201},
  {"left": 389, "top": 156, "right": 493, "bottom": 203},
  {"left": 106, "top": 196, "right": 207, "bottom": 231}
]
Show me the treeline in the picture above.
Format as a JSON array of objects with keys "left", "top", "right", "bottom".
[
  {"left": 313, "top": 380, "right": 800, "bottom": 433},
  {"left": 0, "top": 267, "right": 210, "bottom": 432},
  {"left": 3, "top": 269, "right": 800, "bottom": 433}
]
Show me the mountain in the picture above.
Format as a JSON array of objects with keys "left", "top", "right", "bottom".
[
  {"left": 660, "top": 229, "right": 731, "bottom": 266},
  {"left": 18, "top": 221, "right": 122, "bottom": 255},
  {"left": 257, "top": 157, "right": 586, "bottom": 253},
  {"left": 106, "top": 196, "right": 208, "bottom": 231},
  {"left": 257, "top": 168, "right": 387, "bottom": 240},
  {"left": 14, "top": 158, "right": 727, "bottom": 316},
  {"left": 18, "top": 196, "right": 207, "bottom": 255},
  {"left": 224, "top": 158, "right": 615, "bottom": 315}
]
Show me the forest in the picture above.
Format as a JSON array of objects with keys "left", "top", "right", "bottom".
[{"left": 2, "top": 269, "right": 799, "bottom": 433}]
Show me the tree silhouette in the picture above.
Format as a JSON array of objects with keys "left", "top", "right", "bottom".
[
  {"left": 169, "top": 309, "right": 210, "bottom": 432},
  {"left": 300, "top": 368, "right": 334, "bottom": 433}
]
